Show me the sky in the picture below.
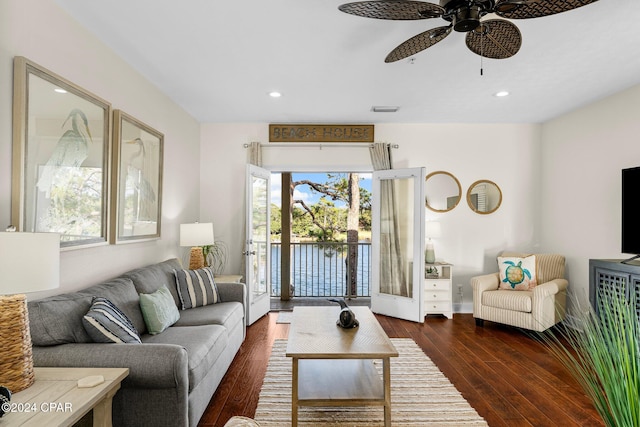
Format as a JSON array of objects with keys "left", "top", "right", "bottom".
[{"left": 270, "top": 172, "right": 372, "bottom": 208}]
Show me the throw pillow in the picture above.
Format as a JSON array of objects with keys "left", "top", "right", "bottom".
[
  {"left": 498, "top": 255, "right": 537, "bottom": 290},
  {"left": 174, "top": 267, "right": 220, "bottom": 310},
  {"left": 82, "top": 297, "right": 142, "bottom": 343},
  {"left": 139, "top": 285, "right": 180, "bottom": 335}
]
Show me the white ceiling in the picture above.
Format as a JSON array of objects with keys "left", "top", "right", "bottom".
[{"left": 54, "top": 0, "right": 640, "bottom": 124}]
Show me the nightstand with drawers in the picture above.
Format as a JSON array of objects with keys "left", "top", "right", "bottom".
[{"left": 423, "top": 262, "right": 453, "bottom": 319}]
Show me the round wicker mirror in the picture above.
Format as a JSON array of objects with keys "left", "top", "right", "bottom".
[
  {"left": 425, "top": 171, "right": 462, "bottom": 213},
  {"left": 467, "top": 180, "right": 502, "bottom": 214}
]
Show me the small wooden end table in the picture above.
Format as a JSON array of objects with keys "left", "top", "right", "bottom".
[
  {"left": 2, "top": 367, "right": 128, "bottom": 427},
  {"left": 286, "top": 306, "right": 398, "bottom": 427}
]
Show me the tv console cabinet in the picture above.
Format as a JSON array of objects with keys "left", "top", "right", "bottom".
[{"left": 588, "top": 259, "right": 640, "bottom": 320}]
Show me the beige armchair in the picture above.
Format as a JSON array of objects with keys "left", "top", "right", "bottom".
[{"left": 471, "top": 252, "right": 568, "bottom": 332}]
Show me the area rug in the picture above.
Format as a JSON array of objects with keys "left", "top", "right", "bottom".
[
  {"left": 254, "top": 338, "right": 488, "bottom": 426},
  {"left": 276, "top": 311, "right": 293, "bottom": 324}
]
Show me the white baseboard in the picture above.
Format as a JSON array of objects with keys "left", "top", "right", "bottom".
[{"left": 453, "top": 302, "right": 473, "bottom": 313}]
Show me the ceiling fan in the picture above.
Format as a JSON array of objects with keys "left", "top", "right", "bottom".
[{"left": 338, "top": 0, "right": 600, "bottom": 62}]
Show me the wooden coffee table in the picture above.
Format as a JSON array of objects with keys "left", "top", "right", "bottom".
[{"left": 286, "top": 306, "right": 398, "bottom": 427}]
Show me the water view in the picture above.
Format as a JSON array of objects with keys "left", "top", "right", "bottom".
[{"left": 270, "top": 242, "right": 371, "bottom": 298}]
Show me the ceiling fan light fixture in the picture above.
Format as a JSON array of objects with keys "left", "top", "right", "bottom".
[
  {"left": 452, "top": 5, "right": 482, "bottom": 32},
  {"left": 371, "top": 106, "right": 400, "bottom": 113}
]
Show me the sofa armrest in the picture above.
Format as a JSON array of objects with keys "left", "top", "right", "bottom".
[
  {"left": 533, "top": 278, "right": 568, "bottom": 298},
  {"left": 471, "top": 272, "right": 500, "bottom": 292},
  {"left": 217, "top": 282, "right": 246, "bottom": 305},
  {"left": 531, "top": 278, "right": 569, "bottom": 329},
  {"left": 33, "top": 343, "right": 189, "bottom": 390},
  {"left": 471, "top": 273, "right": 499, "bottom": 318}
]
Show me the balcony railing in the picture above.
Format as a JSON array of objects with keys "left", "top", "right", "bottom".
[{"left": 271, "top": 242, "right": 371, "bottom": 298}]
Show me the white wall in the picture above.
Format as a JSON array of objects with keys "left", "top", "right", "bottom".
[
  {"left": 540, "top": 83, "right": 640, "bottom": 307},
  {"left": 0, "top": 0, "right": 201, "bottom": 297},
  {"left": 200, "top": 122, "right": 542, "bottom": 307},
  {"left": 5, "top": 0, "right": 636, "bottom": 310}
]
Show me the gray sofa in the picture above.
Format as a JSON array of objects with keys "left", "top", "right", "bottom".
[{"left": 27, "top": 258, "right": 246, "bottom": 427}]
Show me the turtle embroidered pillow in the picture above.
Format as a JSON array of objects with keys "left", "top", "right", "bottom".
[{"left": 498, "top": 255, "right": 537, "bottom": 290}]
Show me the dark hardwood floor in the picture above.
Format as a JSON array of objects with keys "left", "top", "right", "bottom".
[{"left": 197, "top": 312, "right": 604, "bottom": 427}]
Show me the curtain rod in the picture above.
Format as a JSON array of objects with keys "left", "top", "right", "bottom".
[{"left": 243, "top": 143, "right": 399, "bottom": 149}]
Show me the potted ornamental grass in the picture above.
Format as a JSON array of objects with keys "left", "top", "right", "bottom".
[
  {"left": 202, "top": 241, "right": 228, "bottom": 275},
  {"left": 537, "top": 291, "right": 639, "bottom": 427}
]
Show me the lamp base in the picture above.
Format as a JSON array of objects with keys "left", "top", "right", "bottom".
[
  {"left": 425, "top": 242, "right": 436, "bottom": 264},
  {"left": 0, "top": 294, "right": 35, "bottom": 393},
  {"left": 189, "top": 247, "right": 205, "bottom": 270}
]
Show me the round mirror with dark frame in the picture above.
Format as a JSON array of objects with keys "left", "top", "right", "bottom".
[
  {"left": 425, "top": 171, "right": 462, "bottom": 213},
  {"left": 467, "top": 180, "right": 502, "bottom": 214}
]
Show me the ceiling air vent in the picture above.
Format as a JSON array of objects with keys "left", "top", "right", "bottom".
[{"left": 371, "top": 106, "right": 399, "bottom": 113}]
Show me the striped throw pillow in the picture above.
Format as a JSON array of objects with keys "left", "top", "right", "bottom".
[
  {"left": 174, "top": 267, "right": 220, "bottom": 310},
  {"left": 82, "top": 297, "right": 142, "bottom": 343}
]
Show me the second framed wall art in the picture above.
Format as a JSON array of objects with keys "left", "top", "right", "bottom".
[{"left": 111, "top": 110, "right": 164, "bottom": 243}]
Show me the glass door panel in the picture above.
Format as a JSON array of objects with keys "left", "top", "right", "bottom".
[
  {"left": 371, "top": 167, "right": 425, "bottom": 322},
  {"left": 245, "top": 165, "right": 271, "bottom": 325}
]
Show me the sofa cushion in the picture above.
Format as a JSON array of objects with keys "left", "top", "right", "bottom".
[
  {"left": 174, "top": 302, "right": 243, "bottom": 329},
  {"left": 28, "top": 293, "right": 93, "bottom": 346},
  {"left": 123, "top": 258, "right": 183, "bottom": 307},
  {"left": 83, "top": 297, "right": 142, "bottom": 343},
  {"left": 174, "top": 267, "right": 220, "bottom": 309},
  {"left": 139, "top": 286, "right": 181, "bottom": 335},
  {"left": 498, "top": 255, "right": 537, "bottom": 290},
  {"left": 482, "top": 289, "right": 533, "bottom": 313},
  {"left": 78, "top": 277, "right": 146, "bottom": 335},
  {"left": 141, "top": 324, "right": 228, "bottom": 392}
]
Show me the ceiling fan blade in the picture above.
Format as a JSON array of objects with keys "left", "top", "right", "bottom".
[
  {"left": 338, "top": 1, "right": 444, "bottom": 20},
  {"left": 494, "top": 0, "right": 599, "bottom": 19},
  {"left": 385, "top": 25, "right": 452, "bottom": 63},
  {"left": 465, "top": 19, "right": 522, "bottom": 59}
]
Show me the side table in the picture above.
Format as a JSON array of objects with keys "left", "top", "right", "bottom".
[
  {"left": 2, "top": 367, "right": 128, "bottom": 427},
  {"left": 423, "top": 262, "right": 453, "bottom": 319}
]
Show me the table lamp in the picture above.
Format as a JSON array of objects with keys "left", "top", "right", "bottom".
[
  {"left": 0, "top": 230, "right": 60, "bottom": 393},
  {"left": 180, "top": 222, "right": 214, "bottom": 269},
  {"left": 425, "top": 221, "right": 441, "bottom": 264}
]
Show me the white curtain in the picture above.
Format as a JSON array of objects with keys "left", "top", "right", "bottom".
[
  {"left": 248, "top": 141, "right": 262, "bottom": 166},
  {"left": 369, "top": 143, "right": 407, "bottom": 297}
]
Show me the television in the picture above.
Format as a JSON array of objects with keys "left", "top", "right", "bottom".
[{"left": 621, "top": 166, "right": 640, "bottom": 263}]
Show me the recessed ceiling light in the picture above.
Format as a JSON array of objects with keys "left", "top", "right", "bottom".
[
  {"left": 268, "top": 91, "right": 282, "bottom": 98},
  {"left": 494, "top": 91, "right": 509, "bottom": 97},
  {"left": 371, "top": 106, "right": 400, "bottom": 113},
  {"left": 54, "top": 88, "right": 67, "bottom": 94}
]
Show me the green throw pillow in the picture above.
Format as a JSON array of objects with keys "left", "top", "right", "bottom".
[{"left": 139, "top": 285, "right": 180, "bottom": 335}]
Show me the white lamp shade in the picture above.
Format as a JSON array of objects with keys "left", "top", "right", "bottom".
[
  {"left": 180, "top": 222, "right": 214, "bottom": 247},
  {"left": 426, "top": 221, "right": 441, "bottom": 239},
  {"left": 0, "top": 232, "right": 60, "bottom": 294}
]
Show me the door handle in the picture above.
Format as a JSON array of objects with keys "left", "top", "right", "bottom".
[{"left": 243, "top": 250, "right": 256, "bottom": 256}]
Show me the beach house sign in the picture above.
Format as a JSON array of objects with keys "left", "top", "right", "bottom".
[{"left": 269, "top": 124, "right": 374, "bottom": 143}]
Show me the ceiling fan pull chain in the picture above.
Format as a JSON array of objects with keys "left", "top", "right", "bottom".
[{"left": 480, "top": 29, "right": 484, "bottom": 76}]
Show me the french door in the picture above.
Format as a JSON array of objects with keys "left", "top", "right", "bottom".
[
  {"left": 245, "top": 165, "right": 271, "bottom": 325},
  {"left": 371, "top": 167, "right": 426, "bottom": 322}
]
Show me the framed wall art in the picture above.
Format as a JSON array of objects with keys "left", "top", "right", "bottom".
[
  {"left": 12, "top": 56, "right": 112, "bottom": 248},
  {"left": 111, "top": 110, "right": 164, "bottom": 243}
]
